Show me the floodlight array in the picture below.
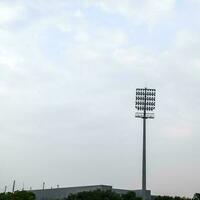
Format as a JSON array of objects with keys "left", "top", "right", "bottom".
[{"left": 135, "top": 88, "right": 156, "bottom": 111}]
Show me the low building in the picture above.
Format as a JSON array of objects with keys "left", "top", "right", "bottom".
[{"left": 31, "top": 185, "right": 151, "bottom": 200}]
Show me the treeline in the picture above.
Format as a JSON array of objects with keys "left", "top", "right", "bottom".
[
  {"left": 65, "top": 190, "right": 141, "bottom": 200},
  {"left": 0, "top": 191, "right": 35, "bottom": 200},
  {"left": 155, "top": 195, "right": 191, "bottom": 200},
  {"left": 65, "top": 191, "right": 199, "bottom": 200},
  {"left": 193, "top": 194, "right": 200, "bottom": 200},
  {"left": 155, "top": 193, "right": 200, "bottom": 200},
  {"left": 0, "top": 190, "right": 199, "bottom": 200}
]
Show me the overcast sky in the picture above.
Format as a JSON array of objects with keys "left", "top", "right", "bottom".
[{"left": 0, "top": 0, "right": 200, "bottom": 197}]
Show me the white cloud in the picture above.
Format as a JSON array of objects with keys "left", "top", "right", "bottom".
[
  {"left": 0, "top": 2, "right": 25, "bottom": 25},
  {"left": 143, "top": 0, "right": 175, "bottom": 25},
  {"left": 112, "top": 47, "right": 156, "bottom": 67},
  {"left": 86, "top": 0, "right": 175, "bottom": 26},
  {"left": 164, "top": 127, "right": 193, "bottom": 139}
]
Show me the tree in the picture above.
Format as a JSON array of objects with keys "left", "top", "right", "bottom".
[
  {"left": 0, "top": 192, "right": 13, "bottom": 200},
  {"left": 0, "top": 191, "right": 35, "bottom": 200},
  {"left": 193, "top": 194, "right": 200, "bottom": 200},
  {"left": 155, "top": 195, "right": 191, "bottom": 200},
  {"left": 66, "top": 190, "right": 141, "bottom": 200},
  {"left": 14, "top": 191, "right": 35, "bottom": 200},
  {"left": 122, "top": 192, "right": 141, "bottom": 200}
]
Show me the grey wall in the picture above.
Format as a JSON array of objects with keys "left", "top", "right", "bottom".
[
  {"left": 32, "top": 185, "right": 112, "bottom": 200},
  {"left": 31, "top": 185, "right": 151, "bottom": 200}
]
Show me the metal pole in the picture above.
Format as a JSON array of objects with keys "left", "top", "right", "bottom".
[
  {"left": 12, "top": 180, "right": 15, "bottom": 193},
  {"left": 12, "top": 180, "right": 15, "bottom": 200},
  {"left": 142, "top": 88, "right": 147, "bottom": 199},
  {"left": 4, "top": 185, "right": 7, "bottom": 193},
  {"left": 43, "top": 182, "right": 45, "bottom": 190},
  {"left": 135, "top": 87, "right": 156, "bottom": 200},
  {"left": 43, "top": 182, "right": 45, "bottom": 200}
]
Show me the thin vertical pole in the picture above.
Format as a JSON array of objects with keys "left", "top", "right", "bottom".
[
  {"left": 43, "top": 182, "right": 45, "bottom": 190},
  {"left": 43, "top": 182, "right": 45, "bottom": 200},
  {"left": 12, "top": 180, "right": 15, "bottom": 193},
  {"left": 142, "top": 88, "right": 147, "bottom": 199},
  {"left": 12, "top": 180, "right": 15, "bottom": 200},
  {"left": 4, "top": 185, "right": 7, "bottom": 193}
]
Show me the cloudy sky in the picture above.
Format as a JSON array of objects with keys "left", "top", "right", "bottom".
[{"left": 0, "top": 0, "right": 200, "bottom": 197}]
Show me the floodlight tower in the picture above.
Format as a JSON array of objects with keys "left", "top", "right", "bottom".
[{"left": 135, "top": 88, "right": 156, "bottom": 200}]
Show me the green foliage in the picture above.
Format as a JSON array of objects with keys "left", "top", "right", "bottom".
[
  {"left": 66, "top": 190, "right": 140, "bottom": 200},
  {"left": 155, "top": 195, "right": 191, "bottom": 200},
  {"left": 0, "top": 191, "right": 35, "bottom": 200},
  {"left": 0, "top": 192, "right": 13, "bottom": 200},
  {"left": 121, "top": 192, "right": 136, "bottom": 200},
  {"left": 193, "top": 194, "right": 200, "bottom": 200},
  {"left": 121, "top": 192, "right": 141, "bottom": 200},
  {"left": 155, "top": 196, "right": 174, "bottom": 200}
]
